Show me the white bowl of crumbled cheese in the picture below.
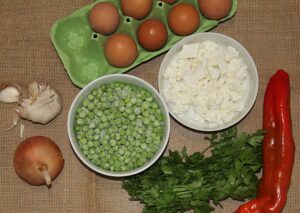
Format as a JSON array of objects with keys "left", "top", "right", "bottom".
[{"left": 159, "top": 32, "right": 258, "bottom": 131}]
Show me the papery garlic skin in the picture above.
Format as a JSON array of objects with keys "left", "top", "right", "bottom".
[{"left": 16, "top": 82, "right": 62, "bottom": 124}]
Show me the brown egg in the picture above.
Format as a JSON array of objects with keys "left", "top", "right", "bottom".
[
  {"left": 160, "top": 0, "right": 178, "bottom": 4},
  {"left": 137, "top": 19, "right": 168, "bottom": 51},
  {"left": 198, "top": 0, "right": 232, "bottom": 20},
  {"left": 89, "top": 2, "right": 120, "bottom": 35},
  {"left": 104, "top": 34, "right": 138, "bottom": 68},
  {"left": 168, "top": 3, "right": 200, "bottom": 36},
  {"left": 121, "top": 0, "right": 152, "bottom": 20}
]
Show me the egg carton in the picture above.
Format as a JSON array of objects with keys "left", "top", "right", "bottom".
[{"left": 50, "top": 0, "right": 237, "bottom": 88}]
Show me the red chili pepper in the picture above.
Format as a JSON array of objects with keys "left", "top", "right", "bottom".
[
  {"left": 235, "top": 70, "right": 295, "bottom": 213},
  {"left": 262, "top": 70, "right": 295, "bottom": 212}
]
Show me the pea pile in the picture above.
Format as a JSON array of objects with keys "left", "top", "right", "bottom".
[{"left": 75, "top": 82, "right": 165, "bottom": 172}]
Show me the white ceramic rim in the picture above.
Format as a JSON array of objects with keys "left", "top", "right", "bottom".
[
  {"left": 67, "top": 74, "right": 170, "bottom": 177},
  {"left": 158, "top": 32, "right": 259, "bottom": 132}
]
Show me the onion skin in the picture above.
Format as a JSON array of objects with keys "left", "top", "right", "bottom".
[{"left": 13, "top": 136, "right": 64, "bottom": 186}]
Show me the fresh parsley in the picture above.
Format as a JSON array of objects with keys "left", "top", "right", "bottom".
[{"left": 123, "top": 127, "right": 264, "bottom": 213}]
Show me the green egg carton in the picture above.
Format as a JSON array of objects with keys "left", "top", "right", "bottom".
[{"left": 50, "top": 0, "right": 237, "bottom": 88}]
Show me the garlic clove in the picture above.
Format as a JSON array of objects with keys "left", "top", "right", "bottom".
[
  {"left": 0, "top": 84, "right": 21, "bottom": 103},
  {"left": 27, "top": 82, "right": 39, "bottom": 99}
]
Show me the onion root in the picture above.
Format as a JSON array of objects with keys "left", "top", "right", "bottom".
[{"left": 39, "top": 165, "right": 52, "bottom": 187}]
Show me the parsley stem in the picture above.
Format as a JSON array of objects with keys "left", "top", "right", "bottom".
[{"left": 201, "top": 144, "right": 215, "bottom": 155}]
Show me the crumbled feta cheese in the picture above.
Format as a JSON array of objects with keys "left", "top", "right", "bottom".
[
  {"left": 180, "top": 43, "right": 199, "bottom": 59},
  {"left": 162, "top": 40, "right": 250, "bottom": 127}
]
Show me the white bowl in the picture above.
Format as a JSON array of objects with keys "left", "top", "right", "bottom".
[
  {"left": 68, "top": 74, "right": 170, "bottom": 177},
  {"left": 159, "top": 32, "right": 258, "bottom": 131}
]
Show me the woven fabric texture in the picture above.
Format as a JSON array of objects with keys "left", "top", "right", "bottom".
[{"left": 0, "top": 0, "right": 299, "bottom": 212}]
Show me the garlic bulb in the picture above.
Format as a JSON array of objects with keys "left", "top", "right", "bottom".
[{"left": 16, "top": 82, "right": 62, "bottom": 124}]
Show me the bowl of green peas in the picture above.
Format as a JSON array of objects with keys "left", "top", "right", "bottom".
[{"left": 68, "top": 74, "right": 171, "bottom": 177}]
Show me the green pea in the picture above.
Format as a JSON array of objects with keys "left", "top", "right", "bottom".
[
  {"left": 99, "top": 151, "right": 105, "bottom": 158},
  {"left": 135, "top": 140, "right": 141, "bottom": 147},
  {"left": 88, "top": 94, "right": 94, "bottom": 101},
  {"left": 103, "top": 135, "right": 109, "bottom": 141},
  {"left": 79, "top": 138, "right": 87, "bottom": 144},
  {"left": 108, "top": 149, "right": 114, "bottom": 155},
  {"left": 125, "top": 108, "right": 133, "bottom": 114},
  {"left": 128, "top": 162, "right": 133, "bottom": 169},
  {"left": 142, "top": 102, "right": 150, "bottom": 109},
  {"left": 110, "top": 140, "right": 117, "bottom": 146},
  {"left": 118, "top": 148, "right": 125, "bottom": 155},
  {"left": 141, "top": 143, "right": 147, "bottom": 150},
  {"left": 82, "top": 144, "right": 88, "bottom": 151},
  {"left": 77, "top": 118, "right": 84, "bottom": 125},
  {"left": 143, "top": 111, "right": 150, "bottom": 117},
  {"left": 88, "top": 122, "right": 95, "bottom": 129},
  {"left": 147, "top": 152, "right": 154, "bottom": 158},
  {"left": 128, "top": 136, "right": 134, "bottom": 142},
  {"left": 101, "top": 115, "right": 108, "bottom": 122},
  {"left": 119, "top": 106, "right": 125, "bottom": 112},
  {"left": 124, "top": 158, "right": 130, "bottom": 164},
  {"left": 154, "top": 120, "right": 160, "bottom": 127},
  {"left": 154, "top": 140, "right": 161, "bottom": 145},
  {"left": 93, "top": 142, "right": 100, "bottom": 148},
  {"left": 129, "top": 114, "right": 135, "bottom": 121},
  {"left": 149, "top": 115, "right": 156, "bottom": 121},
  {"left": 88, "top": 103, "right": 94, "bottom": 110},
  {"left": 143, "top": 118, "right": 150, "bottom": 125},
  {"left": 120, "top": 138, "right": 126, "bottom": 145},
  {"left": 116, "top": 133, "right": 121, "bottom": 141},
  {"left": 93, "top": 98, "right": 99, "bottom": 104},
  {"left": 96, "top": 102, "right": 102, "bottom": 109},
  {"left": 95, "top": 159, "right": 101, "bottom": 166},
  {"left": 102, "top": 139, "right": 108, "bottom": 145},
  {"left": 83, "top": 99, "right": 90, "bottom": 107}
]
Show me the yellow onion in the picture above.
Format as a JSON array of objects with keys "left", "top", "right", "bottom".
[{"left": 13, "top": 136, "right": 64, "bottom": 187}]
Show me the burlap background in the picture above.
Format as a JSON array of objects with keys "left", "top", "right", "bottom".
[{"left": 0, "top": 0, "right": 299, "bottom": 212}]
